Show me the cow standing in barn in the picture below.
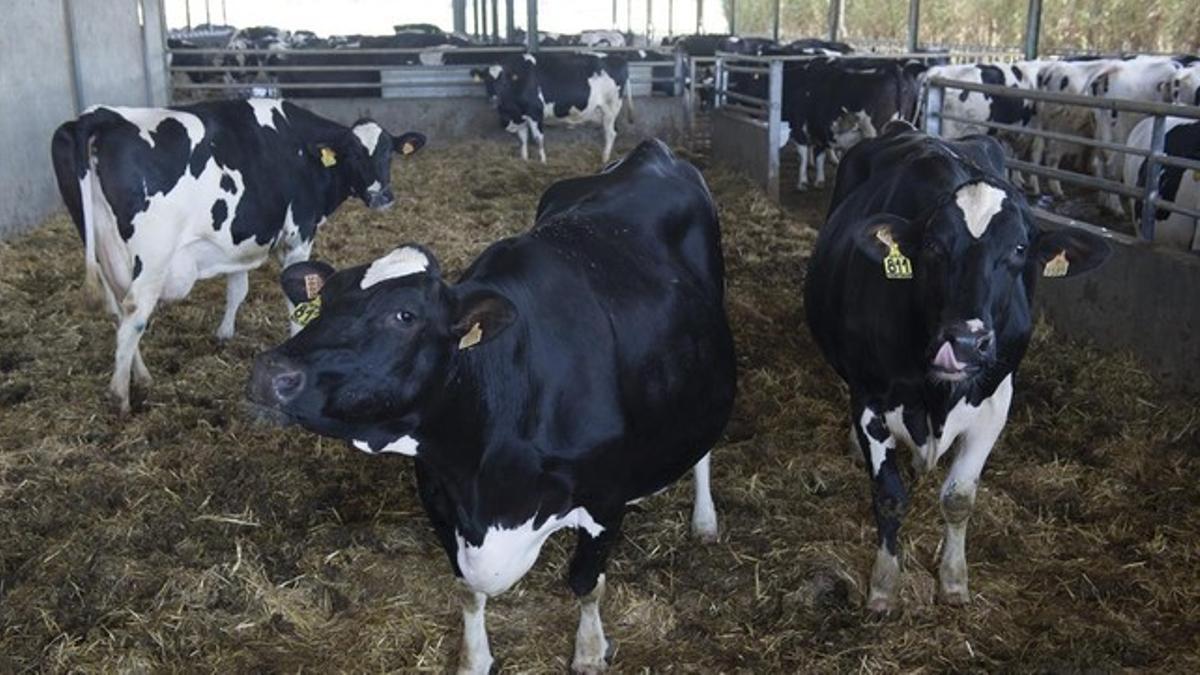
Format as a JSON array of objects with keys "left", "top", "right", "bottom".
[
  {"left": 51, "top": 99, "right": 425, "bottom": 414},
  {"left": 806, "top": 122, "right": 1110, "bottom": 611},
  {"left": 474, "top": 53, "right": 633, "bottom": 163},
  {"left": 1123, "top": 116, "right": 1200, "bottom": 250},
  {"left": 246, "top": 139, "right": 735, "bottom": 673}
]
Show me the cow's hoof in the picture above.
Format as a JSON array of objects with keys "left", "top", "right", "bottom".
[
  {"left": 939, "top": 586, "right": 970, "bottom": 606},
  {"left": 866, "top": 594, "right": 895, "bottom": 614},
  {"left": 813, "top": 181, "right": 826, "bottom": 190},
  {"left": 795, "top": 183, "right": 809, "bottom": 192},
  {"left": 571, "top": 640, "right": 614, "bottom": 674},
  {"left": 107, "top": 390, "right": 132, "bottom": 417},
  {"left": 691, "top": 520, "right": 719, "bottom": 544},
  {"left": 215, "top": 326, "right": 235, "bottom": 342}
]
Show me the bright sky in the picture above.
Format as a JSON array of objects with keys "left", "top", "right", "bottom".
[{"left": 164, "top": 0, "right": 729, "bottom": 38}]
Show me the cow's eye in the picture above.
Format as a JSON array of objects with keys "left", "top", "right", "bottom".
[{"left": 396, "top": 311, "right": 414, "bottom": 324}]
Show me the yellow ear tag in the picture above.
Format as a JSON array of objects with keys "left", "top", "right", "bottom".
[
  {"left": 1044, "top": 251, "right": 1070, "bottom": 278},
  {"left": 876, "top": 229, "right": 913, "bottom": 280},
  {"left": 290, "top": 296, "right": 322, "bottom": 328},
  {"left": 473, "top": 73, "right": 482, "bottom": 82},
  {"left": 402, "top": 142, "right": 415, "bottom": 155},
  {"left": 320, "top": 147, "right": 337, "bottom": 168},
  {"left": 458, "top": 322, "right": 483, "bottom": 350}
]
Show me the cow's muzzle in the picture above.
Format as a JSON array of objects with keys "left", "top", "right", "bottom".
[
  {"left": 247, "top": 351, "right": 307, "bottom": 413},
  {"left": 928, "top": 322, "right": 995, "bottom": 383},
  {"left": 367, "top": 188, "right": 395, "bottom": 211}
]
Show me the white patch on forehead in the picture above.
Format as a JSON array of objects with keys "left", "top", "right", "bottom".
[
  {"left": 456, "top": 507, "right": 604, "bottom": 596},
  {"left": 965, "top": 318, "right": 985, "bottom": 332},
  {"left": 488, "top": 64, "right": 503, "bottom": 80},
  {"left": 247, "top": 98, "right": 287, "bottom": 129},
  {"left": 360, "top": 246, "right": 429, "bottom": 289},
  {"left": 954, "top": 182, "right": 1007, "bottom": 239},
  {"left": 366, "top": 180, "right": 382, "bottom": 193},
  {"left": 353, "top": 122, "right": 384, "bottom": 155},
  {"left": 352, "top": 436, "right": 418, "bottom": 456},
  {"left": 523, "top": 54, "right": 536, "bottom": 64}
]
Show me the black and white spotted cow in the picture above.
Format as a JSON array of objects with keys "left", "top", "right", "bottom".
[
  {"left": 246, "top": 140, "right": 735, "bottom": 673},
  {"left": 1123, "top": 116, "right": 1200, "bottom": 250},
  {"left": 1172, "top": 62, "right": 1200, "bottom": 106},
  {"left": 806, "top": 123, "right": 1110, "bottom": 612},
  {"left": 473, "top": 52, "right": 632, "bottom": 163},
  {"left": 1029, "top": 59, "right": 1116, "bottom": 198},
  {"left": 50, "top": 99, "right": 426, "bottom": 414},
  {"left": 920, "top": 61, "right": 1046, "bottom": 192}
]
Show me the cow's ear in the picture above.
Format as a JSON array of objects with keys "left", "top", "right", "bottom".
[
  {"left": 854, "top": 215, "right": 919, "bottom": 265},
  {"left": 281, "top": 260, "right": 337, "bottom": 306},
  {"left": 392, "top": 131, "right": 427, "bottom": 157},
  {"left": 1031, "top": 227, "right": 1111, "bottom": 279},
  {"left": 451, "top": 289, "right": 517, "bottom": 351}
]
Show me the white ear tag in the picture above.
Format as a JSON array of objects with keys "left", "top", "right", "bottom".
[
  {"left": 458, "top": 322, "right": 483, "bottom": 350},
  {"left": 1044, "top": 251, "right": 1070, "bottom": 278}
]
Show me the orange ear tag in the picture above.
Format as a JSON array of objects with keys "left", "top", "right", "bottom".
[{"left": 1044, "top": 251, "right": 1070, "bottom": 278}]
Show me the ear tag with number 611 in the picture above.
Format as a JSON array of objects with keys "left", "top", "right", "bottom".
[{"left": 876, "top": 229, "right": 913, "bottom": 280}]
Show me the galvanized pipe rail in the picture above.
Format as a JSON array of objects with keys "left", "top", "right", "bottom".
[{"left": 925, "top": 76, "right": 1200, "bottom": 240}]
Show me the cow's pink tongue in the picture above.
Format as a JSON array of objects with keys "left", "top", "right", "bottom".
[{"left": 932, "top": 341, "right": 965, "bottom": 371}]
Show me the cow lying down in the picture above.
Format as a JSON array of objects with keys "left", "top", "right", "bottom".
[
  {"left": 50, "top": 99, "right": 425, "bottom": 414},
  {"left": 247, "top": 139, "right": 736, "bottom": 673}
]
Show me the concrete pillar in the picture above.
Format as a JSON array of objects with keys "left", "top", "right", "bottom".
[
  {"left": 453, "top": 0, "right": 467, "bottom": 34},
  {"left": 505, "top": 0, "right": 515, "bottom": 40}
]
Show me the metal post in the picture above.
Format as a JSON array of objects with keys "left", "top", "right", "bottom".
[
  {"left": 907, "top": 0, "right": 920, "bottom": 52},
  {"left": 668, "top": 0, "right": 674, "bottom": 37},
  {"left": 714, "top": 55, "right": 726, "bottom": 108},
  {"left": 472, "top": 0, "right": 480, "bottom": 40},
  {"left": 773, "top": 0, "right": 781, "bottom": 41},
  {"left": 646, "top": 0, "right": 653, "bottom": 43},
  {"left": 767, "top": 58, "right": 783, "bottom": 202},
  {"left": 1141, "top": 114, "right": 1166, "bottom": 241},
  {"left": 828, "top": 0, "right": 843, "bottom": 42},
  {"left": 1024, "top": 0, "right": 1042, "bottom": 59},
  {"left": 729, "top": 0, "right": 736, "bottom": 34},
  {"left": 686, "top": 55, "right": 698, "bottom": 131},
  {"left": 61, "top": 0, "right": 84, "bottom": 113},
  {"left": 184, "top": 0, "right": 191, "bottom": 30},
  {"left": 505, "top": 0, "right": 514, "bottom": 41},
  {"left": 204, "top": 0, "right": 210, "bottom": 26},
  {"left": 221, "top": 0, "right": 226, "bottom": 25},
  {"left": 696, "top": 0, "right": 703, "bottom": 33},
  {"left": 480, "top": 0, "right": 488, "bottom": 42},
  {"left": 924, "top": 84, "right": 944, "bottom": 137},
  {"left": 673, "top": 48, "right": 685, "bottom": 96},
  {"left": 454, "top": 0, "right": 467, "bottom": 35},
  {"left": 626, "top": 0, "right": 632, "bottom": 36},
  {"left": 612, "top": 0, "right": 618, "bottom": 28},
  {"left": 491, "top": 0, "right": 499, "bottom": 42},
  {"left": 527, "top": 0, "right": 539, "bottom": 52}
]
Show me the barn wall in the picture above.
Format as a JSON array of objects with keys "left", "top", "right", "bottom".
[
  {"left": 0, "top": 0, "right": 167, "bottom": 240},
  {"left": 1035, "top": 218, "right": 1200, "bottom": 394},
  {"left": 293, "top": 97, "right": 690, "bottom": 150}
]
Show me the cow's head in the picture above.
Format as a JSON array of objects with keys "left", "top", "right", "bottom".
[
  {"left": 246, "top": 245, "right": 517, "bottom": 453},
  {"left": 1171, "top": 68, "right": 1200, "bottom": 106},
  {"left": 312, "top": 121, "right": 426, "bottom": 210},
  {"left": 473, "top": 56, "right": 538, "bottom": 128},
  {"left": 854, "top": 179, "right": 1109, "bottom": 383}
]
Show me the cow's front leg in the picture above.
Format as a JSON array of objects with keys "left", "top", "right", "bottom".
[
  {"left": 457, "top": 581, "right": 493, "bottom": 675},
  {"left": 509, "top": 121, "right": 529, "bottom": 161},
  {"left": 216, "top": 270, "right": 249, "bottom": 341},
  {"left": 600, "top": 111, "right": 617, "bottom": 164},
  {"left": 528, "top": 118, "right": 547, "bottom": 163},
  {"left": 567, "top": 511, "right": 624, "bottom": 673},
  {"left": 939, "top": 375, "right": 1013, "bottom": 605},
  {"left": 795, "top": 142, "right": 809, "bottom": 191},
  {"left": 813, "top": 149, "right": 828, "bottom": 189},
  {"left": 854, "top": 402, "right": 908, "bottom": 613},
  {"left": 691, "top": 452, "right": 719, "bottom": 542}
]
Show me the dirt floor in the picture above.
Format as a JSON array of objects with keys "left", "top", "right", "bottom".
[{"left": 2, "top": 137, "right": 1199, "bottom": 673}]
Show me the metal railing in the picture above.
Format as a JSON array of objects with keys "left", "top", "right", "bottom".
[
  {"left": 166, "top": 44, "right": 686, "bottom": 99},
  {"left": 924, "top": 76, "right": 1200, "bottom": 241}
]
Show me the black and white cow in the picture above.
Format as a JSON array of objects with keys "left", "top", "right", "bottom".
[
  {"left": 50, "top": 99, "right": 426, "bottom": 414},
  {"left": 1123, "top": 116, "right": 1200, "bottom": 250},
  {"left": 246, "top": 139, "right": 735, "bottom": 673},
  {"left": 784, "top": 59, "right": 923, "bottom": 190},
  {"left": 474, "top": 53, "right": 632, "bottom": 163},
  {"left": 1172, "top": 62, "right": 1200, "bottom": 106},
  {"left": 806, "top": 123, "right": 1109, "bottom": 612}
]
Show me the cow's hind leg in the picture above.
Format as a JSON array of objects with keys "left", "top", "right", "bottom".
[
  {"left": 216, "top": 270, "right": 249, "bottom": 341},
  {"left": 457, "top": 582, "right": 493, "bottom": 675},
  {"left": 854, "top": 401, "right": 908, "bottom": 613},
  {"left": 814, "top": 149, "right": 828, "bottom": 189},
  {"left": 567, "top": 510, "right": 624, "bottom": 674},
  {"left": 97, "top": 272, "right": 152, "bottom": 387},
  {"left": 110, "top": 277, "right": 165, "bottom": 415},
  {"left": 939, "top": 376, "right": 1013, "bottom": 605},
  {"left": 795, "top": 142, "right": 809, "bottom": 191},
  {"left": 691, "top": 452, "right": 718, "bottom": 542},
  {"left": 528, "top": 118, "right": 547, "bottom": 164}
]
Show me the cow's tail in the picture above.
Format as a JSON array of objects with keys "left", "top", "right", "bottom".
[{"left": 51, "top": 115, "right": 105, "bottom": 309}]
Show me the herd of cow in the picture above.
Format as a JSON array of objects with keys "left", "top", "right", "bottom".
[
  {"left": 714, "top": 38, "right": 1200, "bottom": 250},
  {"left": 49, "top": 67, "right": 1115, "bottom": 667}
]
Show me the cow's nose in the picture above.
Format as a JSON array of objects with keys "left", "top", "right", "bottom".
[
  {"left": 367, "top": 188, "right": 394, "bottom": 210},
  {"left": 934, "top": 322, "right": 996, "bottom": 365},
  {"left": 249, "top": 352, "right": 306, "bottom": 405}
]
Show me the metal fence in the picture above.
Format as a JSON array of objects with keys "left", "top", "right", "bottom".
[
  {"left": 923, "top": 77, "right": 1200, "bottom": 243},
  {"left": 166, "top": 45, "right": 686, "bottom": 101}
]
